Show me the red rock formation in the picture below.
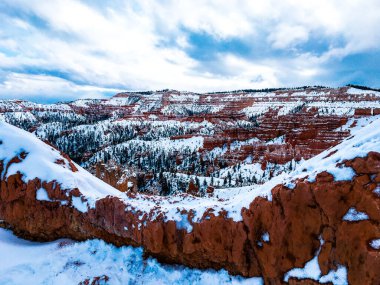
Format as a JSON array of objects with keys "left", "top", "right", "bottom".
[
  {"left": 94, "top": 162, "right": 137, "bottom": 192},
  {"left": 186, "top": 180, "right": 199, "bottom": 196},
  {"left": 1, "top": 151, "right": 379, "bottom": 284}
]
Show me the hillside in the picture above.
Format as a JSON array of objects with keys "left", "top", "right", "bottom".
[
  {"left": 1, "top": 86, "right": 380, "bottom": 197},
  {"left": 1, "top": 106, "right": 380, "bottom": 283}
]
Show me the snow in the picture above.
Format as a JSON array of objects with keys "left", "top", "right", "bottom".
[
  {"left": 285, "top": 253, "right": 322, "bottom": 281},
  {"left": 319, "top": 266, "right": 348, "bottom": 285},
  {"left": 162, "top": 104, "right": 224, "bottom": 115},
  {"left": 243, "top": 101, "right": 304, "bottom": 118},
  {"left": 168, "top": 136, "right": 204, "bottom": 152},
  {"left": 163, "top": 172, "right": 224, "bottom": 193},
  {"left": 347, "top": 87, "right": 380, "bottom": 96},
  {"left": 266, "top": 135, "right": 285, "bottom": 145},
  {"left": 284, "top": 238, "right": 348, "bottom": 284},
  {"left": 214, "top": 162, "right": 263, "bottom": 186},
  {"left": 87, "top": 135, "right": 204, "bottom": 167},
  {"left": 204, "top": 144, "right": 229, "bottom": 161},
  {"left": 169, "top": 93, "right": 200, "bottom": 102},
  {"left": 241, "top": 94, "right": 380, "bottom": 118},
  {"left": 105, "top": 97, "right": 136, "bottom": 106},
  {"left": 307, "top": 101, "right": 380, "bottom": 116},
  {"left": 230, "top": 138, "right": 260, "bottom": 151},
  {"left": 36, "top": 187, "right": 52, "bottom": 202},
  {"left": 2, "top": 111, "right": 37, "bottom": 123},
  {"left": 0, "top": 121, "right": 124, "bottom": 212},
  {"left": 213, "top": 115, "right": 380, "bottom": 221},
  {"left": 257, "top": 232, "right": 270, "bottom": 247},
  {"left": 281, "top": 116, "right": 380, "bottom": 183},
  {"left": 373, "top": 185, "right": 380, "bottom": 196},
  {"left": 70, "top": 99, "right": 99, "bottom": 107},
  {"left": 262, "top": 232, "right": 270, "bottom": 243},
  {"left": 0, "top": 228, "right": 263, "bottom": 285},
  {"left": 72, "top": 196, "right": 89, "bottom": 213},
  {"left": 336, "top": 115, "right": 380, "bottom": 135},
  {"left": 369, "top": 239, "right": 380, "bottom": 250},
  {"left": 0, "top": 100, "right": 73, "bottom": 113},
  {"left": 173, "top": 214, "right": 194, "bottom": 232},
  {"left": 342, "top": 207, "right": 369, "bottom": 221}
]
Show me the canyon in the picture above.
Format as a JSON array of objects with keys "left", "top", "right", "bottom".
[
  {"left": 1, "top": 86, "right": 380, "bottom": 196},
  {"left": 1, "top": 86, "right": 380, "bottom": 284}
]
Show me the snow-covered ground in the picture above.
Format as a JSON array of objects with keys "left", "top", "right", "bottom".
[{"left": 0, "top": 228, "right": 263, "bottom": 285}]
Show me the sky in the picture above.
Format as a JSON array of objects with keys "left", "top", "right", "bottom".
[{"left": 0, "top": 0, "right": 379, "bottom": 103}]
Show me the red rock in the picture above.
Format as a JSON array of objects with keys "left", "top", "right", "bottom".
[{"left": 1, "top": 152, "right": 380, "bottom": 283}]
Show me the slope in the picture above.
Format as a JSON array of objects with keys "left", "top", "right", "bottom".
[{"left": 0, "top": 118, "right": 380, "bottom": 283}]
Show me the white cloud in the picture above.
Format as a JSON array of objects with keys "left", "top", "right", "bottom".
[
  {"left": 0, "top": 73, "right": 120, "bottom": 101},
  {"left": 0, "top": 0, "right": 379, "bottom": 101},
  {"left": 268, "top": 24, "right": 309, "bottom": 49}
]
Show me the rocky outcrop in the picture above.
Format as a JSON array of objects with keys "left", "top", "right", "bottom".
[
  {"left": 94, "top": 162, "right": 137, "bottom": 193},
  {"left": 1, "top": 150, "right": 379, "bottom": 284}
]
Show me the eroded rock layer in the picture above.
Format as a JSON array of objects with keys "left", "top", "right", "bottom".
[{"left": 1, "top": 151, "right": 379, "bottom": 284}]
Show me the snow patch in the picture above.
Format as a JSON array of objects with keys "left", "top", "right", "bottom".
[
  {"left": 369, "top": 239, "right": 380, "bottom": 250},
  {"left": 262, "top": 232, "right": 270, "bottom": 243},
  {"left": 342, "top": 207, "right": 369, "bottom": 222},
  {"left": 284, "top": 238, "right": 348, "bottom": 284},
  {"left": 71, "top": 196, "right": 88, "bottom": 213},
  {"left": 36, "top": 188, "right": 52, "bottom": 202},
  {"left": 373, "top": 185, "right": 380, "bottom": 196},
  {"left": 174, "top": 214, "right": 193, "bottom": 233},
  {"left": 347, "top": 87, "right": 380, "bottom": 96},
  {"left": 319, "top": 266, "right": 348, "bottom": 285}
]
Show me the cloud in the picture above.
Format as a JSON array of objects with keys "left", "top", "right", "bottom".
[
  {"left": 268, "top": 25, "right": 309, "bottom": 49},
  {"left": 0, "top": 73, "right": 120, "bottom": 103},
  {"left": 0, "top": 0, "right": 379, "bottom": 102}
]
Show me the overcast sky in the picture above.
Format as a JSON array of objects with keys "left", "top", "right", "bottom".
[{"left": 0, "top": 0, "right": 379, "bottom": 102}]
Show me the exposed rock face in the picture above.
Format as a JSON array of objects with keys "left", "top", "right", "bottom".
[
  {"left": 1, "top": 150, "right": 379, "bottom": 284},
  {"left": 94, "top": 161, "right": 137, "bottom": 192}
]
